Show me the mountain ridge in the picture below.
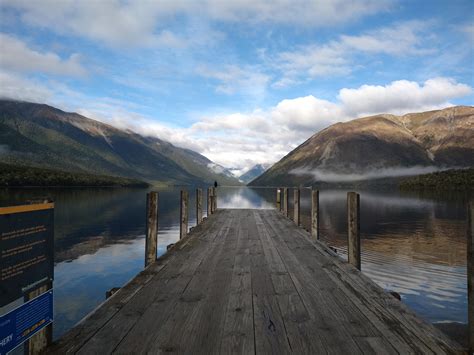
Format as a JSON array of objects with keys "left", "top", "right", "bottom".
[
  {"left": 250, "top": 106, "right": 474, "bottom": 186},
  {"left": 240, "top": 164, "right": 270, "bottom": 184},
  {"left": 0, "top": 99, "right": 241, "bottom": 186}
]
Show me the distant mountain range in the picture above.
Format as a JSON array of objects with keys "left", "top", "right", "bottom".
[
  {"left": 239, "top": 164, "right": 270, "bottom": 183},
  {"left": 251, "top": 106, "right": 474, "bottom": 186},
  {"left": 0, "top": 100, "right": 241, "bottom": 186}
]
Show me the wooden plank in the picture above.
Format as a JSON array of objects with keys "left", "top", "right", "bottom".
[
  {"left": 270, "top": 210, "right": 463, "bottom": 353},
  {"left": 347, "top": 192, "right": 361, "bottom": 270},
  {"left": 76, "top": 211, "right": 232, "bottom": 354},
  {"left": 270, "top": 213, "right": 433, "bottom": 352},
  {"left": 260, "top": 211, "right": 381, "bottom": 353},
  {"left": 311, "top": 189, "right": 319, "bottom": 240},
  {"left": 180, "top": 190, "right": 189, "bottom": 239},
  {"left": 248, "top": 212, "right": 292, "bottom": 354},
  {"left": 293, "top": 188, "right": 300, "bottom": 226},
  {"left": 145, "top": 191, "right": 158, "bottom": 267},
  {"left": 219, "top": 221, "right": 255, "bottom": 354},
  {"left": 49, "top": 209, "right": 464, "bottom": 354},
  {"left": 48, "top": 212, "right": 224, "bottom": 354},
  {"left": 143, "top": 212, "right": 236, "bottom": 353},
  {"left": 353, "top": 336, "right": 398, "bottom": 355},
  {"left": 174, "top": 211, "right": 243, "bottom": 353},
  {"left": 196, "top": 188, "right": 203, "bottom": 225},
  {"left": 469, "top": 200, "right": 474, "bottom": 354},
  {"left": 253, "top": 211, "right": 328, "bottom": 354}
]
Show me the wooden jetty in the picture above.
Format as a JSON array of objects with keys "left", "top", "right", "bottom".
[{"left": 47, "top": 189, "right": 467, "bottom": 354}]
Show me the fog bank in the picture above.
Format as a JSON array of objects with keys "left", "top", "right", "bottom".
[{"left": 289, "top": 166, "right": 454, "bottom": 182}]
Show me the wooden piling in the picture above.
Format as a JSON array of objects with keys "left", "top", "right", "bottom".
[
  {"left": 276, "top": 188, "right": 281, "bottom": 210},
  {"left": 180, "top": 190, "right": 189, "bottom": 239},
  {"left": 347, "top": 192, "right": 361, "bottom": 270},
  {"left": 293, "top": 188, "right": 300, "bottom": 226},
  {"left": 25, "top": 282, "right": 52, "bottom": 354},
  {"left": 212, "top": 187, "right": 217, "bottom": 212},
  {"left": 21, "top": 199, "right": 54, "bottom": 354},
  {"left": 196, "top": 188, "right": 203, "bottom": 224},
  {"left": 311, "top": 189, "right": 320, "bottom": 240},
  {"left": 207, "top": 187, "right": 212, "bottom": 216},
  {"left": 468, "top": 200, "right": 474, "bottom": 354},
  {"left": 145, "top": 191, "right": 158, "bottom": 267},
  {"left": 283, "top": 188, "right": 289, "bottom": 217}
]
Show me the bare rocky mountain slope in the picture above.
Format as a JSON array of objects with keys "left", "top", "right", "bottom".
[{"left": 250, "top": 106, "right": 473, "bottom": 186}]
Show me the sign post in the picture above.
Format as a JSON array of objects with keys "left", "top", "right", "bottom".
[{"left": 0, "top": 202, "right": 54, "bottom": 354}]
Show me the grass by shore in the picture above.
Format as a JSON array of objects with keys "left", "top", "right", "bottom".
[
  {"left": 399, "top": 168, "right": 474, "bottom": 190},
  {"left": 0, "top": 163, "right": 149, "bottom": 187}
]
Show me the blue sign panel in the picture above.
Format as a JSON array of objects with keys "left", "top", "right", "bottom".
[
  {"left": 0, "top": 290, "right": 53, "bottom": 355},
  {"left": 0, "top": 203, "right": 54, "bottom": 307}
]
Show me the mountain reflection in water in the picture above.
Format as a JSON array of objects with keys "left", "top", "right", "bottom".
[{"left": 0, "top": 186, "right": 468, "bottom": 339}]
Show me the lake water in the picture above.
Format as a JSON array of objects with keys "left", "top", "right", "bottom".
[{"left": 0, "top": 186, "right": 469, "bottom": 341}]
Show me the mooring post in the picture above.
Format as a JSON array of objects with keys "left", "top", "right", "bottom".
[
  {"left": 294, "top": 188, "right": 300, "bottom": 226},
  {"left": 347, "top": 192, "right": 361, "bottom": 270},
  {"left": 207, "top": 187, "right": 212, "bottom": 216},
  {"left": 196, "top": 188, "right": 203, "bottom": 224},
  {"left": 468, "top": 200, "right": 474, "bottom": 354},
  {"left": 180, "top": 190, "right": 189, "bottom": 239},
  {"left": 25, "top": 282, "right": 53, "bottom": 354},
  {"left": 280, "top": 188, "right": 284, "bottom": 211},
  {"left": 283, "top": 187, "right": 289, "bottom": 217},
  {"left": 145, "top": 191, "right": 158, "bottom": 267},
  {"left": 212, "top": 187, "right": 217, "bottom": 212},
  {"left": 276, "top": 188, "right": 281, "bottom": 210},
  {"left": 311, "top": 189, "right": 320, "bottom": 240}
]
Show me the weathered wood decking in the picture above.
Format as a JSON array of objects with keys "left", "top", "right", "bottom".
[{"left": 48, "top": 209, "right": 464, "bottom": 354}]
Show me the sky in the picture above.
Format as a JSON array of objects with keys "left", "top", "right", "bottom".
[{"left": 0, "top": 0, "right": 473, "bottom": 175}]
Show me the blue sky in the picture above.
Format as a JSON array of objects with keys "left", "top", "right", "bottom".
[{"left": 0, "top": 0, "right": 473, "bottom": 172}]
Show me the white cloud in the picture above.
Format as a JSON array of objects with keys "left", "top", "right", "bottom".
[
  {"left": 460, "top": 23, "right": 474, "bottom": 41},
  {"left": 1, "top": 0, "right": 185, "bottom": 48},
  {"left": 271, "top": 96, "right": 343, "bottom": 131},
  {"left": 339, "top": 77, "right": 472, "bottom": 117},
  {"left": 290, "top": 166, "right": 445, "bottom": 182},
  {"left": 1, "top": 75, "right": 470, "bottom": 172},
  {"left": 204, "top": 0, "right": 390, "bottom": 26},
  {"left": 0, "top": 33, "right": 87, "bottom": 76},
  {"left": 0, "top": 71, "right": 53, "bottom": 102},
  {"left": 185, "top": 77, "right": 471, "bottom": 170},
  {"left": 2, "top": 0, "right": 390, "bottom": 47},
  {"left": 197, "top": 65, "right": 270, "bottom": 96},
  {"left": 274, "top": 21, "right": 432, "bottom": 84},
  {"left": 339, "top": 21, "right": 431, "bottom": 55}
]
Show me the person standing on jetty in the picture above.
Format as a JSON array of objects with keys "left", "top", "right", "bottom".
[{"left": 214, "top": 181, "right": 218, "bottom": 188}]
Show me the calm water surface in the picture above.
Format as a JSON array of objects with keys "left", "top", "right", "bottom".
[{"left": 0, "top": 186, "right": 469, "bottom": 339}]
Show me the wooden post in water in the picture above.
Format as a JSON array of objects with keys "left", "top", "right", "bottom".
[
  {"left": 207, "top": 187, "right": 212, "bottom": 216},
  {"left": 468, "top": 200, "right": 474, "bottom": 354},
  {"left": 311, "top": 189, "right": 320, "bottom": 240},
  {"left": 280, "top": 188, "right": 284, "bottom": 211},
  {"left": 145, "top": 191, "right": 158, "bottom": 267},
  {"left": 25, "top": 282, "right": 53, "bottom": 354},
  {"left": 283, "top": 188, "right": 289, "bottom": 217},
  {"left": 180, "top": 190, "right": 189, "bottom": 239},
  {"left": 196, "top": 188, "right": 203, "bottom": 225},
  {"left": 276, "top": 188, "right": 281, "bottom": 211},
  {"left": 212, "top": 187, "right": 217, "bottom": 212},
  {"left": 294, "top": 188, "right": 300, "bottom": 226},
  {"left": 20, "top": 199, "right": 54, "bottom": 354},
  {"left": 347, "top": 192, "right": 361, "bottom": 270}
]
